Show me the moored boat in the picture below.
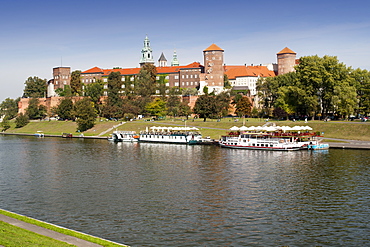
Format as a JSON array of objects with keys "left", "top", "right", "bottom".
[
  {"left": 219, "top": 125, "right": 329, "bottom": 151},
  {"left": 139, "top": 126, "right": 202, "bottom": 144},
  {"left": 108, "top": 131, "right": 139, "bottom": 142}
]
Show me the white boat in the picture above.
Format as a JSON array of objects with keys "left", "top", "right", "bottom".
[
  {"left": 219, "top": 125, "right": 329, "bottom": 151},
  {"left": 108, "top": 131, "right": 139, "bottom": 142},
  {"left": 139, "top": 126, "right": 202, "bottom": 144},
  {"left": 34, "top": 131, "right": 44, "bottom": 137}
]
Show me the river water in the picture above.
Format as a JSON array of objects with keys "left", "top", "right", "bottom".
[{"left": 0, "top": 135, "right": 369, "bottom": 246}]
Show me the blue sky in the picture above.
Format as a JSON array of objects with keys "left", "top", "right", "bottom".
[{"left": 1, "top": 0, "right": 370, "bottom": 102}]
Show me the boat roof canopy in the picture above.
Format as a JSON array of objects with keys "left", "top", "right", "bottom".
[
  {"left": 149, "top": 126, "right": 199, "bottom": 131},
  {"left": 229, "top": 125, "right": 313, "bottom": 132}
]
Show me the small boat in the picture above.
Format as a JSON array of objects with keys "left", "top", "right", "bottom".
[
  {"left": 108, "top": 131, "right": 139, "bottom": 142},
  {"left": 62, "top": 133, "right": 73, "bottom": 138},
  {"left": 139, "top": 126, "right": 202, "bottom": 144},
  {"left": 34, "top": 131, "right": 44, "bottom": 137}
]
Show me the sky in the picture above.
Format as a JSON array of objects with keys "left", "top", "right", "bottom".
[{"left": 1, "top": 0, "right": 370, "bottom": 102}]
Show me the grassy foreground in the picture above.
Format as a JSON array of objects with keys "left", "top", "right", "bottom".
[
  {"left": 0, "top": 209, "right": 127, "bottom": 247},
  {"left": 2, "top": 117, "right": 370, "bottom": 141}
]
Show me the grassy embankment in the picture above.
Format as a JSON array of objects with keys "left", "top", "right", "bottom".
[
  {"left": 3, "top": 117, "right": 370, "bottom": 141},
  {"left": 0, "top": 209, "right": 127, "bottom": 247}
]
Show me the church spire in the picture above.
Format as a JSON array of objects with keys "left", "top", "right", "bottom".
[
  {"left": 140, "top": 35, "right": 154, "bottom": 66},
  {"left": 171, "top": 49, "right": 179, "bottom": 66}
]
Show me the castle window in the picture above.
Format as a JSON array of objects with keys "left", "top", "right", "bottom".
[
  {"left": 121, "top": 77, "right": 125, "bottom": 81},
  {"left": 175, "top": 82, "right": 179, "bottom": 86},
  {"left": 175, "top": 75, "right": 179, "bottom": 79}
]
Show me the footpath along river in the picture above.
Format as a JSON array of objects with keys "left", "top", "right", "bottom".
[{"left": 0, "top": 135, "right": 369, "bottom": 246}]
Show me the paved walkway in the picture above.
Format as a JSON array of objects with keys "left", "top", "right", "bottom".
[
  {"left": 324, "top": 138, "right": 370, "bottom": 150},
  {"left": 0, "top": 214, "right": 103, "bottom": 247}
]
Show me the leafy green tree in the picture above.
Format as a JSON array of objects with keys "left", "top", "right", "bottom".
[
  {"left": 181, "top": 88, "right": 198, "bottom": 96},
  {"left": 235, "top": 96, "right": 252, "bottom": 117},
  {"left": 15, "top": 113, "right": 29, "bottom": 128},
  {"left": 70, "top": 70, "right": 82, "bottom": 96},
  {"left": 84, "top": 79, "right": 104, "bottom": 113},
  {"left": 193, "top": 94, "right": 219, "bottom": 121},
  {"left": 102, "top": 71, "right": 124, "bottom": 118},
  {"left": 224, "top": 74, "right": 232, "bottom": 89},
  {"left": 178, "top": 101, "right": 192, "bottom": 119},
  {"left": 0, "top": 97, "right": 19, "bottom": 119},
  {"left": 26, "top": 98, "right": 47, "bottom": 119},
  {"left": 215, "top": 91, "right": 231, "bottom": 118},
  {"left": 295, "top": 55, "right": 356, "bottom": 117},
  {"left": 23, "top": 76, "right": 47, "bottom": 98},
  {"left": 166, "top": 88, "right": 182, "bottom": 117},
  {"left": 56, "top": 98, "right": 74, "bottom": 120},
  {"left": 74, "top": 98, "right": 97, "bottom": 132},
  {"left": 55, "top": 85, "right": 72, "bottom": 97},
  {"left": 1, "top": 116, "right": 11, "bottom": 131},
  {"left": 145, "top": 98, "right": 167, "bottom": 117},
  {"left": 351, "top": 68, "right": 370, "bottom": 116},
  {"left": 157, "top": 74, "right": 169, "bottom": 99},
  {"left": 136, "top": 64, "right": 157, "bottom": 97}
]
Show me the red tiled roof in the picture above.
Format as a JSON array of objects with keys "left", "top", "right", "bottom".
[
  {"left": 204, "top": 44, "right": 224, "bottom": 52},
  {"left": 82, "top": 62, "right": 204, "bottom": 76},
  {"left": 277, "top": 47, "right": 296, "bottom": 55},
  {"left": 81, "top": 66, "right": 104, "bottom": 74},
  {"left": 225, "top": 65, "right": 275, "bottom": 79}
]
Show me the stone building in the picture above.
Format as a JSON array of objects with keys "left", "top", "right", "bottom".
[{"left": 276, "top": 47, "right": 297, "bottom": 75}]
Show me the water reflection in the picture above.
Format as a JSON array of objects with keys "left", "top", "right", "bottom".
[{"left": 0, "top": 136, "right": 369, "bottom": 246}]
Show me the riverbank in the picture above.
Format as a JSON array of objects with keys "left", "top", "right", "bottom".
[{"left": 0, "top": 209, "right": 128, "bottom": 246}]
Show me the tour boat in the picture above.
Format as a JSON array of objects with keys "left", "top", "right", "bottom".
[
  {"left": 108, "top": 131, "right": 139, "bottom": 142},
  {"left": 219, "top": 125, "right": 329, "bottom": 151},
  {"left": 139, "top": 126, "right": 202, "bottom": 144}
]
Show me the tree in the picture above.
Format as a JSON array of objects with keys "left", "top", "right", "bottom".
[
  {"left": 178, "top": 101, "right": 192, "bottom": 119},
  {"left": 84, "top": 80, "right": 104, "bottom": 114},
  {"left": 55, "top": 85, "right": 72, "bottom": 97},
  {"left": 56, "top": 98, "right": 74, "bottom": 120},
  {"left": 70, "top": 70, "right": 82, "bottom": 96},
  {"left": 23, "top": 76, "right": 47, "bottom": 98},
  {"left": 26, "top": 98, "right": 47, "bottom": 119},
  {"left": 74, "top": 98, "right": 97, "bottom": 132},
  {"left": 15, "top": 113, "right": 29, "bottom": 128},
  {"left": 145, "top": 98, "right": 167, "bottom": 118},
  {"left": 0, "top": 97, "right": 19, "bottom": 119},
  {"left": 235, "top": 96, "right": 252, "bottom": 117},
  {"left": 102, "top": 71, "right": 124, "bottom": 119},
  {"left": 1, "top": 116, "right": 11, "bottom": 131},
  {"left": 351, "top": 68, "right": 370, "bottom": 116},
  {"left": 295, "top": 55, "right": 356, "bottom": 117},
  {"left": 193, "top": 94, "right": 219, "bottom": 121},
  {"left": 224, "top": 74, "right": 232, "bottom": 89},
  {"left": 136, "top": 64, "right": 157, "bottom": 97}
]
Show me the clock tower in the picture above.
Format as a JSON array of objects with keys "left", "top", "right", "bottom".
[{"left": 140, "top": 35, "right": 154, "bottom": 66}]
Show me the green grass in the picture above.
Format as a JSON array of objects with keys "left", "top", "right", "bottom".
[
  {"left": 0, "top": 221, "right": 74, "bottom": 247},
  {"left": 3, "top": 117, "right": 370, "bottom": 141},
  {"left": 0, "top": 209, "right": 127, "bottom": 247}
]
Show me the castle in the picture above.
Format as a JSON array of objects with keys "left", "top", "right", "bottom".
[
  {"left": 47, "top": 35, "right": 297, "bottom": 98},
  {"left": 19, "top": 36, "right": 297, "bottom": 114}
]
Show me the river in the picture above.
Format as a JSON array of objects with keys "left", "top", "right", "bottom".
[{"left": 0, "top": 135, "right": 369, "bottom": 246}]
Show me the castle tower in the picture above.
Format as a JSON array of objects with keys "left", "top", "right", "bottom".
[
  {"left": 203, "top": 44, "right": 224, "bottom": 94},
  {"left": 140, "top": 35, "right": 154, "bottom": 66},
  {"left": 171, "top": 50, "right": 179, "bottom": 66},
  {"left": 158, "top": 52, "right": 167, "bottom": 67},
  {"left": 277, "top": 47, "right": 296, "bottom": 75}
]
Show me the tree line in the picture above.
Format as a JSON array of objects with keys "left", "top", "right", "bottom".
[{"left": 257, "top": 55, "right": 370, "bottom": 119}]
